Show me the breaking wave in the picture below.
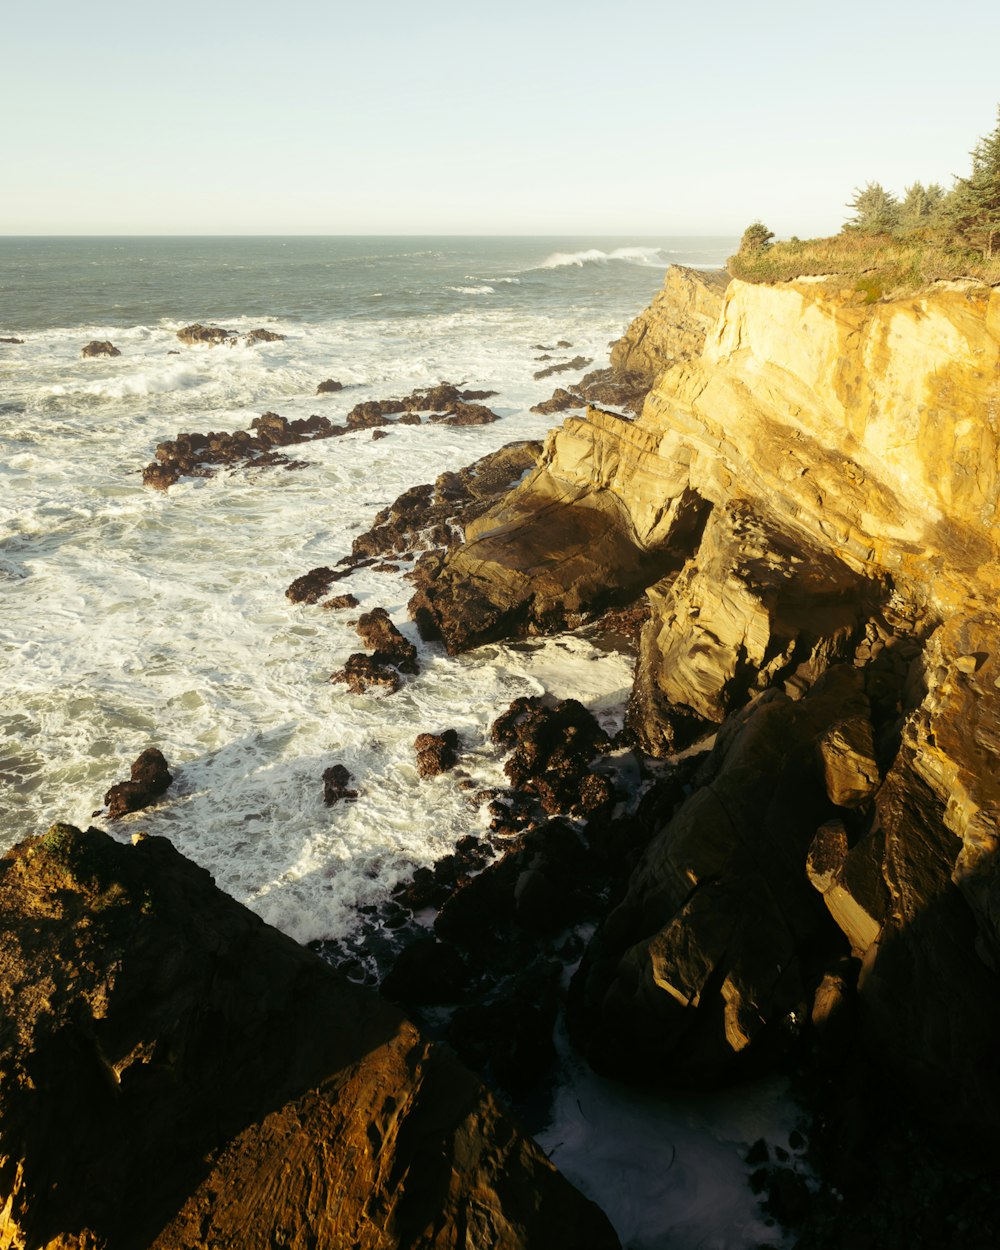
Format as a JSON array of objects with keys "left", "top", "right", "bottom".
[{"left": 535, "top": 246, "right": 668, "bottom": 270}]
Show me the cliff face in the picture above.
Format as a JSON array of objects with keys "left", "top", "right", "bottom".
[
  {"left": 608, "top": 263, "right": 729, "bottom": 382},
  {"left": 412, "top": 268, "right": 1000, "bottom": 1136}
]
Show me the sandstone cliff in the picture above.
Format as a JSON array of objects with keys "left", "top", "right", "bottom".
[
  {"left": 411, "top": 267, "right": 1000, "bottom": 1138},
  {"left": 0, "top": 824, "right": 620, "bottom": 1250},
  {"left": 608, "top": 263, "right": 729, "bottom": 382}
]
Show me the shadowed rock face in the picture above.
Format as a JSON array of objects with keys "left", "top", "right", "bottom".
[
  {"left": 0, "top": 825, "right": 621, "bottom": 1250},
  {"left": 571, "top": 667, "right": 863, "bottom": 1087}
]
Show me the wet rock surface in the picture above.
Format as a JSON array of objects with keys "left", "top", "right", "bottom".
[
  {"left": 82, "top": 339, "right": 121, "bottom": 357},
  {"left": 316, "top": 377, "right": 344, "bottom": 394},
  {"left": 533, "top": 354, "right": 592, "bottom": 380},
  {"left": 352, "top": 440, "right": 541, "bottom": 563},
  {"left": 142, "top": 412, "right": 336, "bottom": 490},
  {"left": 145, "top": 382, "right": 506, "bottom": 491},
  {"left": 176, "top": 322, "right": 237, "bottom": 345},
  {"left": 322, "top": 763, "right": 358, "bottom": 805},
  {"left": 103, "top": 747, "right": 173, "bottom": 819},
  {"left": 0, "top": 824, "right": 620, "bottom": 1249},
  {"left": 354, "top": 606, "right": 419, "bottom": 674},
  {"left": 330, "top": 652, "right": 403, "bottom": 695},
  {"left": 414, "top": 729, "right": 459, "bottom": 777}
]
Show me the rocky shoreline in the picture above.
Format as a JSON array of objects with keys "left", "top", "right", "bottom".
[{"left": 5, "top": 265, "right": 1000, "bottom": 1246}]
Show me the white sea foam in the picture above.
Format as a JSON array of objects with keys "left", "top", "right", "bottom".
[
  {"left": 536, "top": 246, "right": 668, "bottom": 270},
  {"left": 0, "top": 295, "right": 634, "bottom": 944},
  {"left": 1, "top": 238, "right": 792, "bottom": 1249},
  {"left": 447, "top": 284, "right": 495, "bottom": 295}
]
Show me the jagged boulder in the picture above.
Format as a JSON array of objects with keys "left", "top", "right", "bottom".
[
  {"left": 104, "top": 747, "right": 173, "bottom": 819},
  {"left": 82, "top": 340, "right": 121, "bottom": 357},
  {"left": 0, "top": 825, "right": 621, "bottom": 1250},
  {"left": 414, "top": 729, "right": 459, "bottom": 777}
]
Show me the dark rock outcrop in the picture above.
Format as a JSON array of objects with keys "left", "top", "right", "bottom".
[
  {"left": 351, "top": 440, "right": 541, "bottom": 564},
  {"left": 414, "top": 729, "right": 459, "bottom": 777},
  {"left": 0, "top": 336, "right": 24, "bottom": 344},
  {"left": 176, "top": 323, "right": 236, "bottom": 346},
  {"left": 354, "top": 607, "right": 419, "bottom": 675},
  {"left": 103, "top": 747, "right": 173, "bottom": 819},
  {"left": 322, "top": 592, "right": 359, "bottom": 611},
  {"left": 316, "top": 378, "right": 344, "bottom": 394},
  {"left": 143, "top": 413, "right": 339, "bottom": 490},
  {"left": 322, "top": 763, "right": 358, "bottom": 805},
  {"left": 330, "top": 653, "right": 402, "bottom": 695},
  {"left": 0, "top": 824, "right": 620, "bottom": 1249},
  {"left": 571, "top": 668, "right": 865, "bottom": 1086},
  {"left": 492, "top": 697, "right": 614, "bottom": 818},
  {"left": 244, "top": 327, "right": 285, "bottom": 344},
  {"left": 533, "top": 355, "right": 592, "bottom": 380},
  {"left": 82, "top": 340, "right": 121, "bottom": 358},
  {"left": 343, "top": 382, "right": 500, "bottom": 433}
]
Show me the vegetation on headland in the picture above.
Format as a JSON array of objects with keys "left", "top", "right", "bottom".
[{"left": 730, "top": 106, "right": 1000, "bottom": 296}]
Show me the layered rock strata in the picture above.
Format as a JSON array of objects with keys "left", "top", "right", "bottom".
[
  {"left": 411, "top": 268, "right": 1000, "bottom": 1137},
  {"left": 0, "top": 824, "right": 620, "bottom": 1250},
  {"left": 608, "top": 263, "right": 729, "bottom": 382}
]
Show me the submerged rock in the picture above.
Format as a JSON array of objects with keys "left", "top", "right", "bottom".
[{"left": 0, "top": 824, "right": 620, "bottom": 1249}]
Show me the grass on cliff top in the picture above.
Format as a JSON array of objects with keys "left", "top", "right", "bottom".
[{"left": 728, "top": 232, "right": 1000, "bottom": 299}]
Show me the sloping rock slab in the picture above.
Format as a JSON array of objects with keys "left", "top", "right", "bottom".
[{"left": 0, "top": 825, "right": 620, "bottom": 1250}]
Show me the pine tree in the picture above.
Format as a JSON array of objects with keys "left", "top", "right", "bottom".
[
  {"left": 738, "top": 221, "right": 775, "bottom": 253},
  {"left": 949, "top": 106, "right": 1000, "bottom": 258},
  {"left": 898, "top": 181, "right": 946, "bottom": 230},
  {"left": 845, "top": 183, "right": 901, "bottom": 234}
]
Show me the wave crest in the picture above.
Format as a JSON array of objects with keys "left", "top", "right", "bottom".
[{"left": 536, "top": 246, "right": 667, "bottom": 271}]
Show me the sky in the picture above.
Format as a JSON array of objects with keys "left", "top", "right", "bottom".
[{"left": 3, "top": 0, "right": 999, "bottom": 237}]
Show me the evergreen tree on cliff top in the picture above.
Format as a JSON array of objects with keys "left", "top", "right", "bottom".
[
  {"left": 738, "top": 221, "right": 775, "bottom": 253},
  {"left": 948, "top": 106, "right": 1000, "bottom": 258},
  {"left": 898, "top": 181, "right": 947, "bottom": 233},
  {"left": 845, "top": 182, "right": 901, "bottom": 234}
]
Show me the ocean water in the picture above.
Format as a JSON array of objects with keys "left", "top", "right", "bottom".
[
  {"left": 0, "top": 235, "right": 798, "bottom": 1248},
  {"left": 0, "top": 234, "right": 738, "bottom": 935}
]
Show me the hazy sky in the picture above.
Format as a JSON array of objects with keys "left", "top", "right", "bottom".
[{"left": 4, "top": 0, "right": 999, "bottom": 236}]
